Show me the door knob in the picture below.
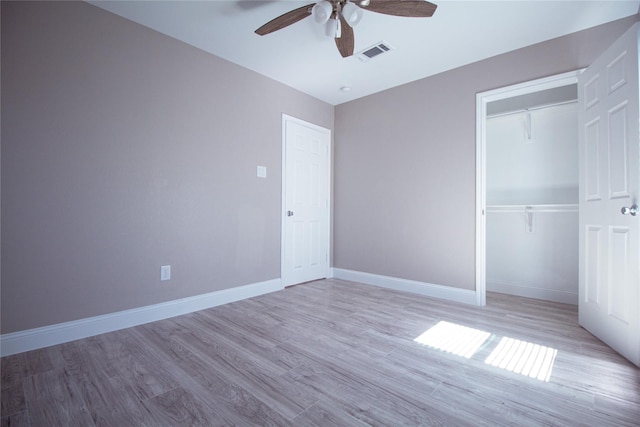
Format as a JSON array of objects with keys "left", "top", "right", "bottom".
[
  {"left": 621, "top": 204, "right": 638, "bottom": 216},
  {"left": 287, "top": 211, "right": 294, "bottom": 217}
]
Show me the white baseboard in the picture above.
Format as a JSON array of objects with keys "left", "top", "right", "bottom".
[
  {"left": 0, "top": 279, "right": 283, "bottom": 357},
  {"left": 332, "top": 268, "right": 477, "bottom": 305},
  {"left": 487, "top": 280, "right": 578, "bottom": 305}
]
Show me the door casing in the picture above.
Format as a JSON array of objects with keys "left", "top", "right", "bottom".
[{"left": 475, "top": 71, "right": 581, "bottom": 306}]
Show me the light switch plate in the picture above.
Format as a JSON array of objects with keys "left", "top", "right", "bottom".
[{"left": 257, "top": 165, "right": 267, "bottom": 178}]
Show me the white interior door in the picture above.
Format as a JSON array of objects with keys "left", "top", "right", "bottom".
[
  {"left": 578, "top": 23, "right": 640, "bottom": 367},
  {"left": 282, "top": 115, "right": 330, "bottom": 287}
]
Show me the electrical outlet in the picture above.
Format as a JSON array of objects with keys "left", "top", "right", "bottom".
[{"left": 160, "top": 265, "right": 171, "bottom": 281}]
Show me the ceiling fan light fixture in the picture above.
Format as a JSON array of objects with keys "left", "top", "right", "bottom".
[
  {"left": 342, "top": 2, "right": 363, "bottom": 27},
  {"left": 326, "top": 16, "right": 341, "bottom": 38},
  {"left": 312, "top": 1, "right": 332, "bottom": 24}
]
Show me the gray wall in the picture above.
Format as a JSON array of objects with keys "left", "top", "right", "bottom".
[
  {"left": 3, "top": 1, "right": 638, "bottom": 335},
  {"left": 333, "top": 15, "right": 638, "bottom": 291},
  {"left": 1, "top": 1, "right": 333, "bottom": 334}
]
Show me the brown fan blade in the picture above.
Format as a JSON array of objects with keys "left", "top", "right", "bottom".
[
  {"left": 255, "top": 3, "right": 315, "bottom": 36},
  {"left": 335, "top": 15, "right": 355, "bottom": 58},
  {"left": 365, "top": 0, "right": 437, "bottom": 17}
]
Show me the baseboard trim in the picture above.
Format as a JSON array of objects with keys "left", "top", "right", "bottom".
[
  {"left": 487, "top": 280, "right": 578, "bottom": 305},
  {"left": 0, "top": 279, "right": 283, "bottom": 357},
  {"left": 332, "top": 268, "right": 477, "bottom": 305}
]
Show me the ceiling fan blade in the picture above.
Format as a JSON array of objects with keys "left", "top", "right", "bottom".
[
  {"left": 255, "top": 3, "right": 315, "bottom": 36},
  {"left": 364, "top": 0, "right": 437, "bottom": 17},
  {"left": 335, "top": 15, "right": 355, "bottom": 58}
]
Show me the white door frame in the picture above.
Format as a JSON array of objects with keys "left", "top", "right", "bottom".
[
  {"left": 475, "top": 71, "right": 581, "bottom": 306},
  {"left": 281, "top": 114, "right": 332, "bottom": 286}
]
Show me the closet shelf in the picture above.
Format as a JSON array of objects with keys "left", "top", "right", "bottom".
[{"left": 486, "top": 204, "right": 578, "bottom": 213}]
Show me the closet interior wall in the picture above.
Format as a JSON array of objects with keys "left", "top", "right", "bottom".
[{"left": 486, "top": 98, "right": 579, "bottom": 305}]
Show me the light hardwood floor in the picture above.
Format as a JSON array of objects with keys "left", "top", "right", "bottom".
[{"left": 2, "top": 279, "right": 639, "bottom": 426}]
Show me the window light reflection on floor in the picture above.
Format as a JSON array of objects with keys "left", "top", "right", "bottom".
[
  {"left": 413, "top": 321, "right": 491, "bottom": 359},
  {"left": 414, "top": 321, "right": 559, "bottom": 382},
  {"left": 484, "top": 336, "right": 558, "bottom": 382}
]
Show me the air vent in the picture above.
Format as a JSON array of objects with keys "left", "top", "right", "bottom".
[{"left": 357, "top": 41, "right": 394, "bottom": 62}]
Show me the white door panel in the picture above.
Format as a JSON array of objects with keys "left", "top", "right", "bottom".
[
  {"left": 578, "top": 23, "right": 640, "bottom": 367},
  {"left": 282, "top": 116, "right": 330, "bottom": 286}
]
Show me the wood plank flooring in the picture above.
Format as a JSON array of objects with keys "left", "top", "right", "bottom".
[{"left": 2, "top": 279, "right": 639, "bottom": 426}]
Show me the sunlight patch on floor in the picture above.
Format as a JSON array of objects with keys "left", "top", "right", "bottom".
[
  {"left": 413, "top": 321, "right": 491, "bottom": 359},
  {"left": 414, "top": 321, "right": 559, "bottom": 382},
  {"left": 484, "top": 336, "right": 558, "bottom": 382}
]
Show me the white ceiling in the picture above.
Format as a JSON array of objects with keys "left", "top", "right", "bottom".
[{"left": 89, "top": 0, "right": 639, "bottom": 105}]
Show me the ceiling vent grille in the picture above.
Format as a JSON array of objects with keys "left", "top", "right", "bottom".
[{"left": 357, "top": 41, "right": 394, "bottom": 62}]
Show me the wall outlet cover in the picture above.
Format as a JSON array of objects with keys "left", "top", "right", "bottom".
[{"left": 160, "top": 265, "right": 171, "bottom": 281}]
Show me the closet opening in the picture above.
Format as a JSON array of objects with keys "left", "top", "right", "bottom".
[{"left": 475, "top": 71, "right": 581, "bottom": 307}]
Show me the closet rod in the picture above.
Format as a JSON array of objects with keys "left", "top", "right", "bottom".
[
  {"left": 487, "top": 99, "right": 577, "bottom": 119},
  {"left": 487, "top": 204, "right": 578, "bottom": 213}
]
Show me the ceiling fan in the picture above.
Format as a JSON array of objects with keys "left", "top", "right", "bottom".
[{"left": 255, "top": 0, "right": 437, "bottom": 58}]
